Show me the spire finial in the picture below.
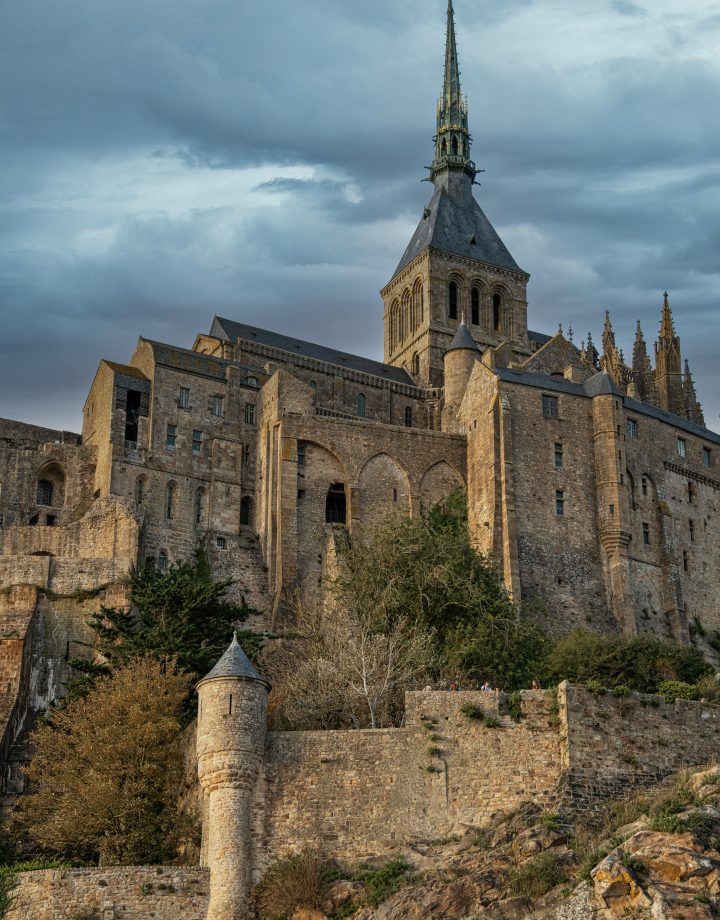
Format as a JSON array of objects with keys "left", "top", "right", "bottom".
[{"left": 568, "top": 323, "right": 574, "bottom": 343}]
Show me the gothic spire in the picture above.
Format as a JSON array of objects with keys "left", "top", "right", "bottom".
[
  {"left": 659, "top": 291, "right": 677, "bottom": 342},
  {"left": 430, "top": 0, "right": 476, "bottom": 185},
  {"left": 683, "top": 359, "right": 705, "bottom": 426},
  {"left": 654, "top": 291, "right": 684, "bottom": 416},
  {"left": 631, "top": 320, "right": 658, "bottom": 405}
]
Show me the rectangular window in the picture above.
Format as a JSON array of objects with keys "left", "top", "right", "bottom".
[
  {"left": 166, "top": 424, "right": 177, "bottom": 450},
  {"left": 212, "top": 395, "right": 224, "bottom": 417},
  {"left": 642, "top": 522, "right": 650, "bottom": 545},
  {"left": 216, "top": 536, "right": 226, "bottom": 549},
  {"left": 297, "top": 444, "right": 306, "bottom": 466},
  {"left": 555, "top": 490, "right": 564, "bottom": 516},
  {"left": 627, "top": 418, "right": 637, "bottom": 439},
  {"left": 192, "top": 430, "right": 202, "bottom": 456},
  {"left": 703, "top": 447, "right": 711, "bottom": 467},
  {"left": 179, "top": 386, "right": 190, "bottom": 409},
  {"left": 642, "top": 477, "right": 648, "bottom": 496},
  {"left": 677, "top": 437, "right": 686, "bottom": 458},
  {"left": 244, "top": 403, "right": 256, "bottom": 425},
  {"left": 542, "top": 395, "right": 559, "bottom": 419},
  {"left": 689, "top": 519, "right": 695, "bottom": 542},
  {"left": 554, "top": 443, "right": 563, "bottom": 469},
  {"left": 243, "top": 444, "right": 250, "bottom": 465}
]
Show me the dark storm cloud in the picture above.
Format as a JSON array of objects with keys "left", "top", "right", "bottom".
[{"left": 1, "top": 0, "right": 719, "bottom": 429}]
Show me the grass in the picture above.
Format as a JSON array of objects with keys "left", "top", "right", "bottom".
[
  {"left": 460, "top": 704, "right": 503, "bottom": 728},
  {"left": 508, "top": 852, "right": 565, "bottom": 898},
  {"left": 354, "top": 860, "right": 414, "bottom": 908}
]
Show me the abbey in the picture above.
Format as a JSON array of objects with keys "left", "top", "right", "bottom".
[{"left": 1, "top": 0, "right": 720, "bottom": 796}]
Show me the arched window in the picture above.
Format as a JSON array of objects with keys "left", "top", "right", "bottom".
[
  {"left": 165, "top": 482, "right": 175, "bottom": 520},
  {"left": 309, "top": 379, "right": 317, "bottom": 397},
  {"left": 471, "top": 287, "right": 480, "bottom": 326},
  {"left": 441, "top": 138, "right": 447, "bottom": 156},
  {"left": 240, "top": 496, "right": 251, "bottom": 527},
  {"left": 37, "top": 480, "right": 53, "bottom": 507},
  {"left": 448, "top": 281, "right": 458, "bottom": 320},
  {"left": 493, "top": 292, "right": 502, "bottom": 332},
  {"left": 404, "top": 406, "right": 413, "bottom": 428},
  {"left": 412, "top": 353, "right": 420, "bottom": 377},
  {"left": 416, "top": 283, "right": 424, "bottom": 324},
  {"left": 135, "top": 476, "right": 145, "bottom": 504},
  {"left": 194, "top": 488, "right": 205, "bottom": 526},
  {"left": 402, "top": 288, "right": 412, "bottom": 336},
  {"left": 325, "top": 483, "right": 347, "bottom": 524},
  {"left": 157, "top": 550, "right": 168, "bottom": 572},
  {"left": 357, "top": 393, "right": 366, "bottom": 418},
  {"left": 451, "top": 135, "right": 458, "bottom": 156}
]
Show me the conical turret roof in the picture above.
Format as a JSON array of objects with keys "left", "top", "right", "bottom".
[
  {"left": 445, "top": 320, "right": 480, "bottom": 354},
  {"left": 199, "top": 632, "right": 268, "bottom": 686}
]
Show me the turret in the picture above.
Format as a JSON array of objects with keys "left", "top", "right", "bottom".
[
  {"left": 196, "top": 634, "right": 270, "bottom": 920},
  {"left": 442, "top": 319, "right": 480, "bottom": 432}
]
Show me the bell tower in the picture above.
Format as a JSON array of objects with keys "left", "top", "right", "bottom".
[{"left": 381, "top": 0, "right": 530, "bottom": 387}]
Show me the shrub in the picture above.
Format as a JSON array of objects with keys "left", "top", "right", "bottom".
[
  {"left": 354, "top": 859, "right": 412, "bottom": 908},
  {"left": 255, "top": 852, "right": 332, "bottom": 919},
  {"left": 508, "top": 852, "right": 564, "bottom": 898},
  {"left": 585, "top": 679, "right": 606, "bottom": 696},
  {"left": 657, "top": 680, "right": 701, "bottom": 703},
  {"left": 427, "top": 746, "right": 443, "bottom": 758},
  {"left": 461, "top": 704, "right": 486, "bottom": 720}
]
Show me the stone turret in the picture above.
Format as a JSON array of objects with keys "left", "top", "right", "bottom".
[
  {"left": 196, "top": 634, "right": 270, "bottom": 920},
  {"left": 442, "top": 319, "right": 480, "bottom": 432}
]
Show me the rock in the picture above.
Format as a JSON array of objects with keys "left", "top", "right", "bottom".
[
  {"left": 591, "top": 852, "right": 652, "bottom": 914},
  {"left": 691, "top": 767, "right": 720, "bottom": 793},
  {"left": 320, "top": 879, "right": 364, "bottom": 913},
  {"left": 291, "top": 909, "right": 327, "bottom": 920},
  {"left": 511, "top": 826, "right": 567, "bottom": 859},
  {"left": 614, "top": 818, "right": 649, "bottom": 839}
]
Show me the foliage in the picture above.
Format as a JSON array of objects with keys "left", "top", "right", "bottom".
[
  {"left": 460, "top": 703, "right": 486, "bottom": 720},
  {"left": 542, "top": 630, "right": 711, "bottom": 694},
  {"left": 68, "top": 548, "right": 259, "bottom": 698},
  {"left": 353, "top": 859, "right": 413, "bottom": 908},
  {"left": 255, "top": 851, "right": 332, "bottom": 919},
  {"left": 657, "top": 680, "right": 701, "bottom": 703},
  {"left": 508, "top": 852, "right": 564, "bottom": 898},
  {"left": 13, "top": 659, "right": 192, "bottom": 866},
  {"left": 0, "top": 860, "right": 69, "bottom": 919}
]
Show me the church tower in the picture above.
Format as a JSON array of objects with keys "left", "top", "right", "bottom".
[{"left": 381, "top": 0, "right": 530, "bottom": 387}]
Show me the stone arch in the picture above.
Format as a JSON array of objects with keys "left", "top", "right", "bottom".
[
  {"left": 390, "top": 299, "right": 400, "bottom": 352},
  {"left": 357, "top": 453, "right": 411, "bottom": 530},
  {"left": 412, "top": 278, "right": 424, "bottom": 327},
  {"left": 419, "top": 461, "right": 464, "bottom": 514},
  {"left": 296, "top": 440, "right": 350, "bottom": 581},
  {"left": 447, "top": 273, "right": 463, "bottom": 321},
  {"left": 36, "top": 461, "right": 66, "bottom": 508},
  {"left": 401, "top": 287, "right": 412, "bottom": 342},
  {"left": 491, "top": 283, "right": 513, "bottom": 337}
]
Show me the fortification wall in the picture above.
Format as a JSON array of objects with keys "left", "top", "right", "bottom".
[
  {"left": 559, "top": 681, "right": 720, "bottom": 809},
  {"left": 256, "top": 690, "right": 561, "bottom": 867},
  {"left": 3, "top": 866, "right": 209, "bottom": 920}
]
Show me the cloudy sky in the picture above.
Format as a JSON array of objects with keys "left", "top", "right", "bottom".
[{"left": 1, "top": 0, "right": 719, "bottom": 430}]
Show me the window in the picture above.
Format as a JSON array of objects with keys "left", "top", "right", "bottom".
[
  {"left": 37, "top": 480, "right": 53, "bottom": 506},
  {"left": 166, "top": 424, "right": 177, "bottom": 450},
  {"left": 677, "top": 437, "right": 686, "bottom": 458},
  {"left": 195, "top": 488, "right": 205, "bottom": 525},
  {"left": 555, "top": 490, "right": 565, "bottom": 516},
  {"left": 703, "top": 447, "right": 712, "bottom": 468},
  {"left": 157, "top": 550, "right": 167, "bottom": 572},
  {"left": 492, "top": 292, "right": 502, "bottom": 331},
  {"left": 212, "top": 395, "right": 224, "bottom": 417},
  {"left": 244, "top": 376, "right": 259, "bottom": 388},
  {"left": 642, "top": 522, "right": 650, "bottom": 545},
  {"left": 627, "top": 419, "right": 637, "bottom": 439},
  {"left": 688, "top": 482, "right": 695, "bottom": 504},
  {"left": 325, "top": 483, "right": 347, "bottom": 524},
  {"left": 542, "top": 395, "right": 559, "bottom": 419},
  {"left": 135, "top": 477, "right": 145, "bottom": 504},
  {"left": 179, "top": 386, "right": 190, "bottom": 409},
  {"left": 357, "top": 394, "right": 366, "bottom": 418},
  {"left": 448, "top": 281, "right": 458, "bottom": 320},
  {"left": 297, "top": 444, "right": 306, "bottom": 466},
  {"left": 404, "top": 406, "right": 413, "bottom": 427},
  {"left": 243, "top": 444, "right": 250, "bottom": 465},
  {"left": 683, "top": 550, "right": 689, "bottom": 573},
  {"left": 192, "top": 430, "right": 203, "bottom": 456},
  {"left": 642, "top": 477, "right": 648, "bottom": 497},
  {"left": 309, "top": 380, "right": 317, "bottom": 397},
  {"left": 689, "top": 519, "right": 695, "bottom": 542},
  {"left": 124, "top": 389, "right": 141, "bottom": 446},
  {"left": 412, "top": 353, "right": 420, "bottom": 376},
  {"left": 165, "top": 482, "right": 175, "bottom": 520},
  {"left": 393, "top": 488, "right": 398, "bottom": 503},
  {"left": 216, "top": 536, "right": 226, "bottom": 550},
  {"left": 471, "top": 287, "right": 480, "bottom": 325},
  {"left": 46, "top": 515, "right": 55, "bottom": 527},
  {"left": 609, "top": 504, "right": 615, "bottom": 516},
  {"left": 240, "top": 496, "right": 251, "bottom": 527},
  {"left": 554, "top": 442, "right": 563, "bottom": 469},
  {"left": 244, "top": 403, "right": 255, "bottom": 425}
]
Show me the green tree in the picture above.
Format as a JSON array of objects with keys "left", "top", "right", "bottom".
[
  {"left": 13, "top": 659, "right": 192, "bottom": 865},
  {"left": 69, "top": 548, "right": 259, "bottom": 696}
]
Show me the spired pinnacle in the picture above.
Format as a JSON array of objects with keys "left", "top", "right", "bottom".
[{"left": 430, "top": 0, "right": 476, "bottom": 184}]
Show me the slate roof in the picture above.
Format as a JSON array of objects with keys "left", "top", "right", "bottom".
[
  {"left": 446, "top": 321, "right": 480, "bottom": 353},
  {"left": 142, "top": 339, "right": 230, "bottom": 380},
  {"left": 392, "top": 186, "right": 526, "bottom": 281},
  {"left": 200, "top": 633, "right": 269, "bottom": 685},
  {"left": 102, "top": 361, "right": 149, "bottom": 380},
  {"left": 210, "top": 317, "right": 413, "bottom": 385}
]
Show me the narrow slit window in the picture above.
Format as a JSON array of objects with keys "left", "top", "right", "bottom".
[
  {"left": 677, "top": 437, "right": 686, "bottom": 458},
  {"left": 179, "top": 386, "right": 190, "bottom": 409},
  {"left": 471, "top": 287, "right": 480, "bottom": 325},
  {"left": 448, "top": 281, "right": 458, "bottom": 320},
  {"left": 555, "top": 490, "right": 565, "bottom": 516},
  {"left": 554, "top": 442, "right": 563, "bottom": 468},
  {"left": 404, "top": 406, "right": 412, "bottom": 427},
  {"left": 642, "top": 522, "right": 650, "bottom": 545},
  {"left": 357, "top": 394, "right": 366, "bottom": 418}
]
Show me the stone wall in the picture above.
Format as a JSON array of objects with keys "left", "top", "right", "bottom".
[
  {"left": 256, "top": 690, "right": 561, "bottom": 868},
  {"left": 3, "top": 866, "right": 209, "bottom": 920}
]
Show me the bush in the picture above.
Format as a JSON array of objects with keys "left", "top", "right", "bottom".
[
  {"left": 354, "top": 859, "right": 412, "bottom": 908},
  {"left": 657, "top": 680, "right": 701, "bottom": 703},
  {"left": 461, "top": 703, "right": 486, "bottom": 720},
  {"left": 255, "top": 852, "right": 332, "bottom": 919},
  {"left": 508, "top": 852, "right": 564, "bottom": 898}
]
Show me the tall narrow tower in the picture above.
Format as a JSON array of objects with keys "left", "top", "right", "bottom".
[
  {"left": 381, "top": 0, "right": 530, "bottom": 387},
  {"left": 196, "top": 634, "right": 270, "bottom": 920}
]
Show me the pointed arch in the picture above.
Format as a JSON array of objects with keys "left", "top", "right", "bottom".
[
  {"left": 36, "top": 462, "right": 66, "bottom": 508},
  {"left": 419, "top": 461, "right": 465, "bottom": 514},
  {"left": 357, "top": 452, "right": 412, "bottom": 529},
  {"left": 413, "top": 278, "right": 424, "bottom": 327}
]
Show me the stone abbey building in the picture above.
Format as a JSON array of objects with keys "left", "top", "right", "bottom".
[{"left": 2, "top": 0, "right": 720, "bottom": 799}]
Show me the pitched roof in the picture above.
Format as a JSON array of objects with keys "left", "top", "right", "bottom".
[
  {"left": 446, "top": 321, "right": 480, "bottom": 353},
  {"left": 210, "top": 317, "right": 413, "bottom": 385},
  {"left": 391, "top": 185, "right": 526, "bottom": 281},
  {"left": 199, "top": 633, "right": 269, "bottom": 685}
]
